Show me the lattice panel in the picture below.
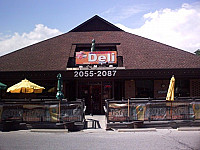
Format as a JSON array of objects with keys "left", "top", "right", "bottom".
[{"left": 190, "top": 79, "right": 200, "bottom": 97}]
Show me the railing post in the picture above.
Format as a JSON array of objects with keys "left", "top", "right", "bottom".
[{"left": 128, "top": 98, "right": 130, "bottom": 122}]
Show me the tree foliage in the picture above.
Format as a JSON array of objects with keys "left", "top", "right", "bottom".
[{"left": 194, "top": 49, "right": 200, "bottom": 55}]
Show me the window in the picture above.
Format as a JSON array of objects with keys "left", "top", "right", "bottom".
[
  {"left": 67, "top": 43, "right": 122, "bottom": 68},
  {"left": 135, "top": 80, "right": 154, "bottom": 98},
  {"left": 175, "top": 80, "right": 190, "bottom": 97},
  {"left": 75, "top": 44, "right": 117, "bottom": 53}
]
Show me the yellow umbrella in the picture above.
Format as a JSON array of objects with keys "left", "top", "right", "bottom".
[
  {"left": 7, "top": 79, "right": 45, "bottom": 93},
  {"left": 166, "top": 75, "right": 175, "bottom": 120},
  {"left": 166, "top": 75, "right": 175, "bottom": 101}
]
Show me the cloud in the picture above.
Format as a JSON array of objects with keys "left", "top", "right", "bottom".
[
  {"left": 102, "top": 4, "right": 146, "bottom": 22},
  {"left": 0, "top": 24, "right": 62, "bottom": 56},
  {"left": 116, "top": 2, "right": 200, "bottom": 53}
]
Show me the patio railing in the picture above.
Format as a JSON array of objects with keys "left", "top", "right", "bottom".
[
  {"left": 105, "top": 97, "right": 200, "bottom": 123},
  {"left": 0, "top": 99, "right": 85, "bottom": 124}
]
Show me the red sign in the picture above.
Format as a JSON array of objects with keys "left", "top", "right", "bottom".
[{"left": 76, "top": 51, "right": 117, "bottom": 65}]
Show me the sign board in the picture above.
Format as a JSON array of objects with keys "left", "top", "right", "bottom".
[
  {"left": 76, "top": 51, "right": 117, "bottom": 65},
  {"left": 106, "top": 100, "right": 198, "bottom": 122},
  {"left": 107, "top": 103, "right": 146, "bottom": 122},
  {"left": 1, "top": 101, "right": 85, "bottom": 123},
  {"left": 74, "top": 70, "right": 117, "bottom": 78}
]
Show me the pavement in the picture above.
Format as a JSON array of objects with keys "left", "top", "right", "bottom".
[
  {"left": 118, "top": 128, "right": 156, "bottom": 132},
  {"left": 30, "top": 129, "right": 68, "bottom": 133},
  {"left": 28, "top": 127, "right": 200, "bottom": 133},
  {"left": 85, "top": 115, "right": 106, "bottom": 129},
  {"left": 177, "top": 127, "right": 200, "bottom": 131},
  {"left": 1, "top": 128, "right": 200, "bottom": 150},
  {"left": 29, "top": 127, "right": 200, "bottom": 133}
]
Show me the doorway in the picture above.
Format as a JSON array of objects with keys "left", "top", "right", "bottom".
[
  {"left": 78, "top": 82, "right": 102, "bottom": 115},
  {"left": 90, "top": 84, "right": 101, "bottom": 115},
  {"left": 78, "top": 81, "right": 113, "bottom": 115}
]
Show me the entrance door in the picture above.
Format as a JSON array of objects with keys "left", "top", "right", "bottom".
[
  {"left": 78, "top": 82, "right": 102, "bottom": 115},
  {"left": 89, "top": 85, "right": 101, "bottom": 115}
]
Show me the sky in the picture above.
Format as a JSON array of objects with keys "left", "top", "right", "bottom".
[{"left": 0, "top": 0, "right": 200, "bottom": 56}]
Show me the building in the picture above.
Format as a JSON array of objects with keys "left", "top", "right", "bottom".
[{"left": 0, "top": 15, "right": 200, "bottom": 115}]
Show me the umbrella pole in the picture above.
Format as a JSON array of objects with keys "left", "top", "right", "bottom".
[
  {"left": 59, "top": 100, "right": 61, "bottom": 122},
  {"left": 170, "top": 82, "right": 174, "bottom": 120},
  {"left": 170, "top": 101, "right": 172, "bottom": 120},
  {"left": 128, "top": 98, "right": 130, "bottom": 121}
]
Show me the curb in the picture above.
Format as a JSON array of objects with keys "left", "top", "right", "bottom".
[
  {"left": 177, "top": 127, "right": 200, "bottom": 131},
  {"left": 118, "top": 128, "right": 156, "bottom": 132},
  {"left": 30, "top": 129, "right": 68, "bottom": 133}
]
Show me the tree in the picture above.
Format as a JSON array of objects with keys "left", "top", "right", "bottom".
[{"left": 194, "top": 49, "right": 200, "bottom": 55}]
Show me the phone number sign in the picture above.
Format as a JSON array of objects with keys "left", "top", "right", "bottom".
[{"left": 74, "top": 70, "right": 117, "bottom": 78}]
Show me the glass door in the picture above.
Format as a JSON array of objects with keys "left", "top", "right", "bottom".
[
  {"left": 78, "top": 81, "right": 102, "bottom": 115},
  {"left": 90, "top": 84, "right": 102, "bottom": 115},
  {"left": 78, "top": 81, "right": 114, "bottom": 115}
]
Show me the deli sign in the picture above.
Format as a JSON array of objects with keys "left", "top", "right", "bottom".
[{"left": 76, "top": 51, "right": 117, "bottom": 65}]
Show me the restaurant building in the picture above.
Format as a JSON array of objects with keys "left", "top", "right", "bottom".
[{"left": 0, "top": 15, "right": 200, "bottom": 115}]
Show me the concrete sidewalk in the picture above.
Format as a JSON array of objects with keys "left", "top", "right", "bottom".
[
  {"left": 30, "top": 129, "right": 68, "bottom": 133},
  {"left": 85, "top": 115, "right": 106, "bottom": 129},
  {"left": 177, "top": 127, "right": 200, "bottom": 131},
  {"left": 6, "top": 115, "right": 200, "bottom": 133},
  {"left": 117, "top": 127, "right": 200, "bottom": 132},
  {"left": 118, "top": 128, "right": 156, "bottom": 132}
]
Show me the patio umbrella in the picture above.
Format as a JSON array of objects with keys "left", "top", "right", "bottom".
[
  {"left": 56, "top": 73, "right": 64, "bottom": 122},
  {"left": 56, "top": 73, "right": 64, "bottom": 100},
  {"left": 6, "top": 79, "right": 45, "bottom": 93},
  {"left": 166, "top": 75, "right": 175, "bottom": 101},
  {"left": 0, "top": 82, "right": 7, "bottom": 99},
  {"left": 0, "top": 82, "right": 7, "bottom": 90},
  {"left": 166, "top": 75, "right": 175, "bottom": 119}
]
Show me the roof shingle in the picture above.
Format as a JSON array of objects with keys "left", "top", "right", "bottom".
[{"left": 0, "top": 16, "right": 200, "bottom": 71}]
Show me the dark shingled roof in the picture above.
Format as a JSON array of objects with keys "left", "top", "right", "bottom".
[
  {"left": 70, "top": 15, "right": 123, "bottom": 32},
  {"left": 0, "top": 15, "right": 200, "bottom": 71}
]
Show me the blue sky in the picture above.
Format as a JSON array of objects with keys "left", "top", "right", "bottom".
[{"left": 0, "top": 0, "right": 200, "bottom": 56}]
